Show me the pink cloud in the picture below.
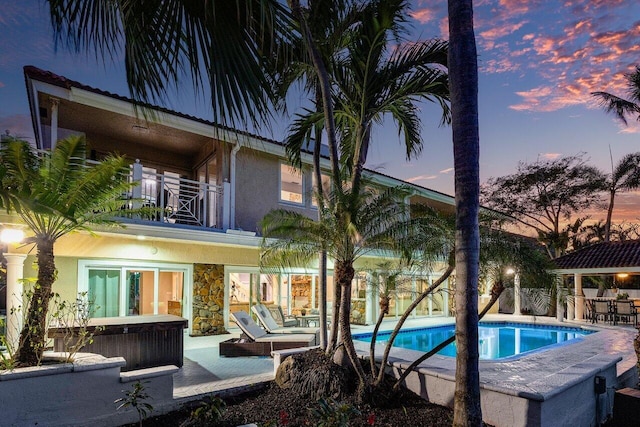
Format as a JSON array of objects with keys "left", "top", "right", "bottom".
[
  {"left": 411, "top": 8, "right": 437, "bottom": 24},
  {"left": 481, "top": 57, "right": 519, "bottom": 73},
  {"left": 439, "top": 168, "right": 454, "bottom": 174},
  {"left": 497, "top": 0, "right": 531, "bottom": 16},
  {"left": 480, "top": 21, "right": 527, "bottom": 41},
  {"left": 541, "top": 153, "right": 562, "bottom": 160}
]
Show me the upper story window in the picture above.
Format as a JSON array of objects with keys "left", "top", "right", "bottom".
[
  {"left": 280, "top": 164, "right": 304, "bottom": 205},
  {"left": 312, "top": 173, "right": 332, "bottom": 207}
]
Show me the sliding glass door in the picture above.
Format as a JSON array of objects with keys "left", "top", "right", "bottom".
[{"left": 80, "top": 261, "right": 191, "bottom": 320}]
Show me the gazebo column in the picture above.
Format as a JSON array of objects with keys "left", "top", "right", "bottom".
[{"left": 574, "top": 273, "right": 584, "bottom": 321}]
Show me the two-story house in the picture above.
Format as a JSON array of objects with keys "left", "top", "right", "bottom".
[{"left": 2, "top": 66, "right": 456, "bottom": 336}]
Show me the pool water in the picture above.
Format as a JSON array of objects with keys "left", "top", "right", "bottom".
[{"left": 354, "top": 322, "right": 595, "bottom": 360}]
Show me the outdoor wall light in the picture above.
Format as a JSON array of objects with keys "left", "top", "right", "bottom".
[
  {"left": 0, "top": 227, "right": 25, "bottom": 244},
  {"left": 506, "top": 268, "right": 515, "bottom": 275},
  {"left": 617, "top": 273, "right": 629, "bottom": 279}
]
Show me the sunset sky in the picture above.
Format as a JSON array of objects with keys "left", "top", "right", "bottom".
[{"left": 0, "top": 0, "right": 638, "bottom": 224}]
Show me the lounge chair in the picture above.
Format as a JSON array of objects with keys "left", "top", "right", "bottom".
[
  {"left": 252, "top": 304, "right": 321, "bottom": 343},
  {"left": 222, "top": 311, "right": 316, "bottom": 357},
  {"left": 266, "top": 304, "right": 297, "bottom": 327}
]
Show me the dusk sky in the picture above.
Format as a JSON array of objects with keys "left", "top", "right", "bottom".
[{"left": 0, "top": 0, "right": 639, "bottom": 223}]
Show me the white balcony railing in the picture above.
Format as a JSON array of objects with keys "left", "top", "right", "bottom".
[{"left": 127, "top": 160, "right": 224, "bottom": 229}]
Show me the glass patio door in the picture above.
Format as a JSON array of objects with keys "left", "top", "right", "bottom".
[
  {"left": 88, "top": 269, "right": 121, "bottom": 317},
  {"left": 126, "top": 269, "right": 155, "bottom": 315},
  {"left": 82, "top": 261, "right": 189, "bottom": 318}
]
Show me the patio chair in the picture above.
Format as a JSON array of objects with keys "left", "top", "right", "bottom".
[
  {"left": 266, "top": 305, "right": 298, "bottom": 327},
  {"left": 224, "top": 311, "right": 317, "bottom": 357},
  {"left": 592, "top": 300, "right": 613, "bottom": 324},
  {"left": 252, "top": 304, "right": 320, "bottom": 342},
  {"left": 613, "top": 300, "right": 638, "bottom": 326}
]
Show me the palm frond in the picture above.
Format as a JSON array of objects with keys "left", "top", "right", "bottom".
[
  {"left": 591, "top": 91, "right": 640, "bottom": 126},
  {"left": 47, "top": 0, "right": 296, "bottom": 128}
]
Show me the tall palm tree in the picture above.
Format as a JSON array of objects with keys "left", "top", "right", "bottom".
[
  {"left": 447, "top": 0, "right": 482, "bottom": 425},
  {"left": 0, "top": 136, "right": 135, "bottom": 366},
  {"left": 283, "top": 0, "right": 450, "bottom": 376},
  {"left": 592, "top": 66, "right": 640, "bottom": 126},
  {"left": 47, "top": 0, "right": 294, "bottom": 128},
  {"left": 603, "top": 152, "right": 640, "bottom": 241},
  {"left": 276, "top": 0, "right": 361, "bottom": 350}
]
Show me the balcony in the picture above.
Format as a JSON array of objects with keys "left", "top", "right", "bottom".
[{"left": 121, "top": 160, "right": 230, "bottom": 230}]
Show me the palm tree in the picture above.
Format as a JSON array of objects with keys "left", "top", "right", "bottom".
[
  {"left": 592, "top": 66, "right": 640, "bottom": 126},
  {"left": 283, "top": 0, "right": 450, "bottom": 374},
  {"left": 276, "top": 0, "right": 361, "bottom": 350},
  {"left": 261, "top": 183, "right": 451, "bottom": 394},
  {"left": 47, "top": 0, "right": 294, "bottom": 128},
  {"left": 603, "top": 152, "right": 640, "bottom": 241},
  {"left": 447, "top": 0, "right": 482, "bottom": 425},
  {"left": 0, "top": 136, "right": 135, "bottom": 366}
]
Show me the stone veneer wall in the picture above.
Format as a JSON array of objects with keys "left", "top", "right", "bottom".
[
  {"left": 192, "top": 264, "right": 227, "bottom": 336},
  {"left": 350, "top": 299, "right": 366, "bottom": 325}
]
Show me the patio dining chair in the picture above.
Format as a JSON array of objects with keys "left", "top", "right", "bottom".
[
  {"left": 592, "top": 300, "right": 613, "bottom": 324},
  {"left": 613, "top": 300, "right": 638, "bottom": 326}
]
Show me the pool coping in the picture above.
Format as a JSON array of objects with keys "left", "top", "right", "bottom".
[{"left": 354, "top": 316, "right": 636, "bottom": 403}]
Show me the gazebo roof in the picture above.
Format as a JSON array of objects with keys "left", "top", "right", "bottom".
[{"left": 553, "top": 240, "right": 640, "bottom": 273}]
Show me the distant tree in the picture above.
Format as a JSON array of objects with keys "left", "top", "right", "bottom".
[
  {"left": 592, "top": 66, "right": 640, "bottom": 126},
  {"left": 602, "top": 152, "right": 640, "bottom": 241},
  {"left": 481, "top": 154, "right": 607, "bottom": 259},
  {"left": 0, "top": 136, "right": 134, "bottom": 366}
]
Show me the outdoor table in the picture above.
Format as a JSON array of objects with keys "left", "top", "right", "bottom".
[{"left": 295, "top": 314, "right": 320, "bottom": 327}]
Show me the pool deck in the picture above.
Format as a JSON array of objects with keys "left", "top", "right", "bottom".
[
  {"left": 173, "top": 315, "right": 638, "bottom": 425},
  {"left": 176, "top": 313, "right": 637, "bottom": 402}
]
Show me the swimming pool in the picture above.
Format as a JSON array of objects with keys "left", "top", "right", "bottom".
[{"left": 354, "top": 322, "right": 596, "bottom": 360}]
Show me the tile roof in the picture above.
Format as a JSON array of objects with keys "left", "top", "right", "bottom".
[{"left": 553, "top": 240, "right": 640, "bottom": 270}]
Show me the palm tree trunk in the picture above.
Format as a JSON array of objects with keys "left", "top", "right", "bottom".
[
  {"left": 15, "top": 239, "right": 56, "bottom": 366},
  {"left": 392, "top": 280, "right": 504, "bottom": 392},
  {"left": 448, "top": 0, "right": 482, "bottom": 425},
  {"left": 335, "top": 260, "right": 367, "bottom": 391},
  {"left": 604, "top": 188, "right": 616, "bottom": 242},
  {"left": 374, "top": 264, "right": 455, "bottom": 386},
  {"left": 327, "top": 278, "right": 341, "bottom": 354},
  {"left": 288, "top": 0, "right": 341, "bottom": 188},
  {"left": 313, "top": 110, "right": 328, "bottom": 349}
]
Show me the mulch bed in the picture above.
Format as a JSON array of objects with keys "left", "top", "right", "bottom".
[
  {"left": 137, "top": 383, "right": 454, "bottom": 426},
  {"left": 128, "top": 348, "right": 472, "bottom": 426}
]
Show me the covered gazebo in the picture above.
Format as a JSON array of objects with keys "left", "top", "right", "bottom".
[{"left": 553, "top": 239, "right": 640, "bottom": 321}]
